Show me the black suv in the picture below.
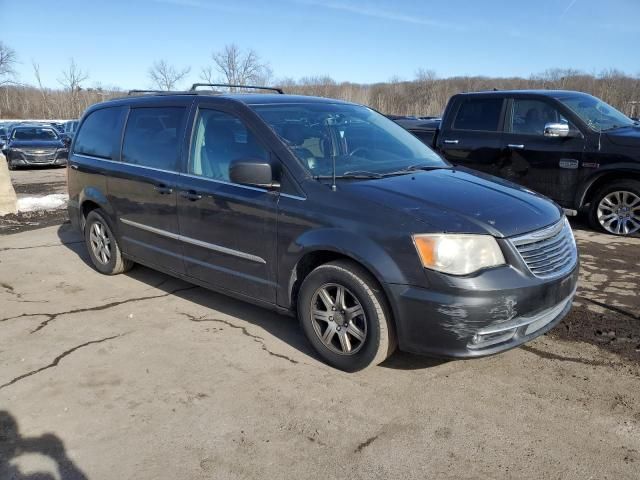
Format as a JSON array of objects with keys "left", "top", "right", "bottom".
[
  {"left": 394, "top": 90, "right": 640, "bottom": 236},
  {"left": 67, "top": 85, "right": 579, "bottom": 371}
]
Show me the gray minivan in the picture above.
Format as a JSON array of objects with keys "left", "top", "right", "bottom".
[{"left": 67, "top": 85, "right": 579, "bottom": 371}]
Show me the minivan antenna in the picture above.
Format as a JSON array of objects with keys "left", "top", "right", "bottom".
[{"left": 332, "top": 154, "right": 337, "bottom": 191}]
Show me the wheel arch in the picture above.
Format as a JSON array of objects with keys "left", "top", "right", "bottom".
[
  {"left": 577, "top": 167, "right": 640, "bottom": 208},
  {"left": 283, "top": 229, "right": 409, "bottom": 331},
  {"left": 78, "top": 187, "right": 115, "bottom": 230}
]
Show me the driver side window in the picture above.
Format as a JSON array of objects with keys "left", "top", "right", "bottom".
[
  {"left": 189, "top": 109, "right": 268, "bottom": 182},
  {"left": 510, "top": 99, "right": 570, "bottom": 136}
]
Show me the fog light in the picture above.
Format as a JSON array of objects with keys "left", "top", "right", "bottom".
[{"left": 470, "top": 329, "right": 516, "bottom": 349}]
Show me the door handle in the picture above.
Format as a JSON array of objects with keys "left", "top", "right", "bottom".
[
  {"left": 180, "top": 190, "right": 202, "bottom": 201},
  {"left": 443, "top": 139, "right": 459, "bottom": 144},
  {"left": 154, "top": 184, "right": 173, "bottom": 195},
  {"left": 508, "top": 144, "right": 525, "bottom": 150}
]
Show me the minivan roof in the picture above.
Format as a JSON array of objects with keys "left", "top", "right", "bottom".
[{"left": 95, "top": 92, "right": 355, "bottom": 111}]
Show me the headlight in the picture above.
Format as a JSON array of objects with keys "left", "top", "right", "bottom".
[{"left": 412, "top": 234, "right": 505, "bottom": 275}]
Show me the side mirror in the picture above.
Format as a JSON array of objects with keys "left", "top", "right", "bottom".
[
  {"left": 543, "top": 122, "right": 570, "bottom": 138},
  {"left": 61, "top": 136, "right": 71, "bottom": 147},
  {"left": 229, "top": 158, "right": 279, "bottom": 189}
]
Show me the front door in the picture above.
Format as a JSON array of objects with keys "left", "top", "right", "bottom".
[
  {"left": 500, "top": 98, "right": 585, "bottom": 207},
  {"left": 176, "top": 106, "right": 278, "bottom": 303},
  {"left": 107, "top": 103, "right": 190, "bottom": 274}
]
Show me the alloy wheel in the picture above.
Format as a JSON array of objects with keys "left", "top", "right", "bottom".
[
  {"left": 597, "top": 190, "right": 640, "bottom": 235},
  {"left": 310, "top": 283, "right": 367, "bottom": 355},
  {"left": 89, "top": 221, "right": 112, "bottom": 264}
]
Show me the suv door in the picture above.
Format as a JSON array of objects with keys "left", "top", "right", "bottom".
[
  {"left": 438, "top": 96, "right": 506, "bottom": 175},
  {"left": 176, "top": 103, "right": 278, "bottom": 303},
  {"left": 107, "top": 101, "right": 191, "bottom": 274},
  {"left": 501, "top": 97, "right": 585, "bottom": 206}
]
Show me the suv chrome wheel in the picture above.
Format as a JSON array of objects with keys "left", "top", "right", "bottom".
[
  {"left": 597, "top": 190, "right": 640, "bottom": 235},
  {"left": 310, "top": 283, "right": 367, "bottom": 355},
  {"left": 89, "top": 221, "right": 112, "bottom": 264}
]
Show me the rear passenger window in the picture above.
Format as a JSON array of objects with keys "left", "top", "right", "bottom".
[
  {"left": 122, "top": 107, "right": 187, "bottom": 171},
  {"left": 189, "top": 109, "right": 268, "bottom": 182},
  {"left": 453, "top": 98, "right": 503, "bottom": 132},
  {"left": 74, "top": 107, "right": 126, "bottom": 159}
]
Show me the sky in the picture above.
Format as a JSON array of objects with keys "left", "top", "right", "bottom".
[{"left": 2, "top": 0, "right": 639, "bottom": 90}]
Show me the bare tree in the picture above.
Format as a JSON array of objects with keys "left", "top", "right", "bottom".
[
  {"left": 58, "top": 59, "right": 89, "bottom": 117},
  {"left": 148, "top": 60, "right": 191, "bottom": 91},
  {"left": 205, "top": 44, "right": 272, "bottom": 89},
  {"left": 0, "top": 42, "right": 17, "bottom": 86},
  {"left": 32, "top": 61, "right": 53, "bottom": 118}
]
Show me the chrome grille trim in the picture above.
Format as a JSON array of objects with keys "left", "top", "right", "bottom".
[{"left": 509, "top": 218, "right": 578, "bottom": 279}]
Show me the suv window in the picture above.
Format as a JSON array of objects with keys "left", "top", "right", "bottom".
[
  {"left": 453, "top": 98, "right": 503, "bottom": 132},
  {"left": 74, "top": 107, "right": 126, "bottom": 159},
  {"left": 189, "top": 109, "right": 268, "bottom": 182},
  {"left": 510, "top": 99, "right": 569, "bottom": 135},
  {"left": 122, "top": 107, "right": 187, "bottom": 171}
]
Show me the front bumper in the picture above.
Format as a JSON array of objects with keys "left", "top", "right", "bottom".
[
  {"left": 387, "top": 262, "right": 579, "bottom": 358},
  {"left": 7, "top": 150, "right": 68, "bottom": 166}
]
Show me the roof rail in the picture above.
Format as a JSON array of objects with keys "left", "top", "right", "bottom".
[
  {"left": 189, "top": 83, "right": 284, "bottom": 94},
  {"left": 127, "top": 89, "right": 164, "bottom": 96}
]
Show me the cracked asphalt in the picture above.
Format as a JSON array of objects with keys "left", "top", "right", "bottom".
[{"left": 0, "top": 169, "right": 638, "bottom": 479}]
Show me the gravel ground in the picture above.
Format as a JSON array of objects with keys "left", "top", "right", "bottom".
[{"left": 1, "top": 166, "right": 639, "bottom": 479}]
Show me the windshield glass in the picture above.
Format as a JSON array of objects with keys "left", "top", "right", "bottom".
[
  {"left": 251, "top": 103, "right": 445, "bottom": 177},
  {"left": 559, "top": 94, "right": 634, "bottom": 132},
  {"left": 11, "top": 127, "right": 59, "bottom": 141}
]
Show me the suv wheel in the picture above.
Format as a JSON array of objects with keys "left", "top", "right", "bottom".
[
  {"left": 589, "top": 180, "right": 640, "bottom": 236},
  {"left": 297, "top": 260, "right": 396, "bottom": 371},
  {"left": 84, "top": 209, "right": 133, "bottom": 275}
]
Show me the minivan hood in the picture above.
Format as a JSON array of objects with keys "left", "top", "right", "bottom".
[
  {"left": 8, "top": 140, "right": 62, "bottom": 149},
  {"left": 606, "top": 125, "right": 640, "bottom": 147},
  {"left": 342, "top": 168, "right": 562, "bottom": 238}
]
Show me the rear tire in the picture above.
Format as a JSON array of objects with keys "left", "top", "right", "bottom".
[
  {"left": 84, "top": 209, "right": 133, "bottom": 275},
  {"left": 588, "top": 180, "right": 640, "bottom": 236},
  {"left": 297, "top": 260, "right": 396, "bottom": 372}
]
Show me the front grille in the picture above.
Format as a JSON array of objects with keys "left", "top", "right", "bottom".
[
  {"left": 509, "top": 218, "right": 577, "bottom": 279},
  {"left": 22, "top": 149, "right": 56, "bottom": 163}
]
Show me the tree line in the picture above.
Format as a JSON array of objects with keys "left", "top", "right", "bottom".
[{"left": 1, "top": 40, "right": 639, "bottom": 120}]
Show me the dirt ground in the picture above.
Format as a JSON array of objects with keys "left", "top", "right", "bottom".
[{"left": 0, "top": 166, "right": 639, "bottom": 479}]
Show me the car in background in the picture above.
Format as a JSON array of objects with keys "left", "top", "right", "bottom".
[
  {"left": 0, "top": 126, "right": 8, "bottom": 150},
  {"left": 2, "top": 124, "right": 69, "bottom": 169},
  {"left": 393, "top": 90, "right": 640, "bottom": 236},
  {"left": 61, "top": 120, "right": 79, "bottom": 142}
]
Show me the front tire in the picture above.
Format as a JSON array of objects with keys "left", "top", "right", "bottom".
[
  {"left": 84, "top": 209, "right": 133, "bottom": 275},
  {"left": 589, "top": 180, "right": 640, "bottom": 236},
  {"left": 297, "top": 260, "right": 396, "bottom": 371}
]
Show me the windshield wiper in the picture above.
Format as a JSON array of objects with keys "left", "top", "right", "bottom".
[
  {"left": 314, "top": 170, "right": 384, "bottom": 180},
  {"left": 381, "top": 164, "right": 449, "bottom": 177}
]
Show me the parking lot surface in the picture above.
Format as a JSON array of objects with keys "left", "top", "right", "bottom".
[{"left": 1, "top": 220, "right": 639, "bottom": 479}]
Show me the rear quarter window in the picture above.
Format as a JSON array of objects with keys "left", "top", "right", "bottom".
[
  {"left": 452, "top": 98, "right": 503, "bottom": 132},
  {"left": 121, "top": 107, "right": 187, "bottom": 171},
  {"left": 74, "top": 107, "right": 126, "bottom": 159}
]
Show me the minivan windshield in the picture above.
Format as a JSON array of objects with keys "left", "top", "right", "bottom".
[
  {"left": 11, "top": 127, "right": 59, "bottom": 141},
  {"left": 559, "top": 94, "right": 635, "bottom": 132},
  {"left": 251, "top": 103, "right": 446, "bottom": 178}
]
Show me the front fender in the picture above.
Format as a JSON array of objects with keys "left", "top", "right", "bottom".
[{"left": 280, "top": 227, "right": 411, "bottom": 310}]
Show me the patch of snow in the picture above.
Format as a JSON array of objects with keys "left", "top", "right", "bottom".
[{"left": 17, "top": 194, "right": 68, "bottom": 212}]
